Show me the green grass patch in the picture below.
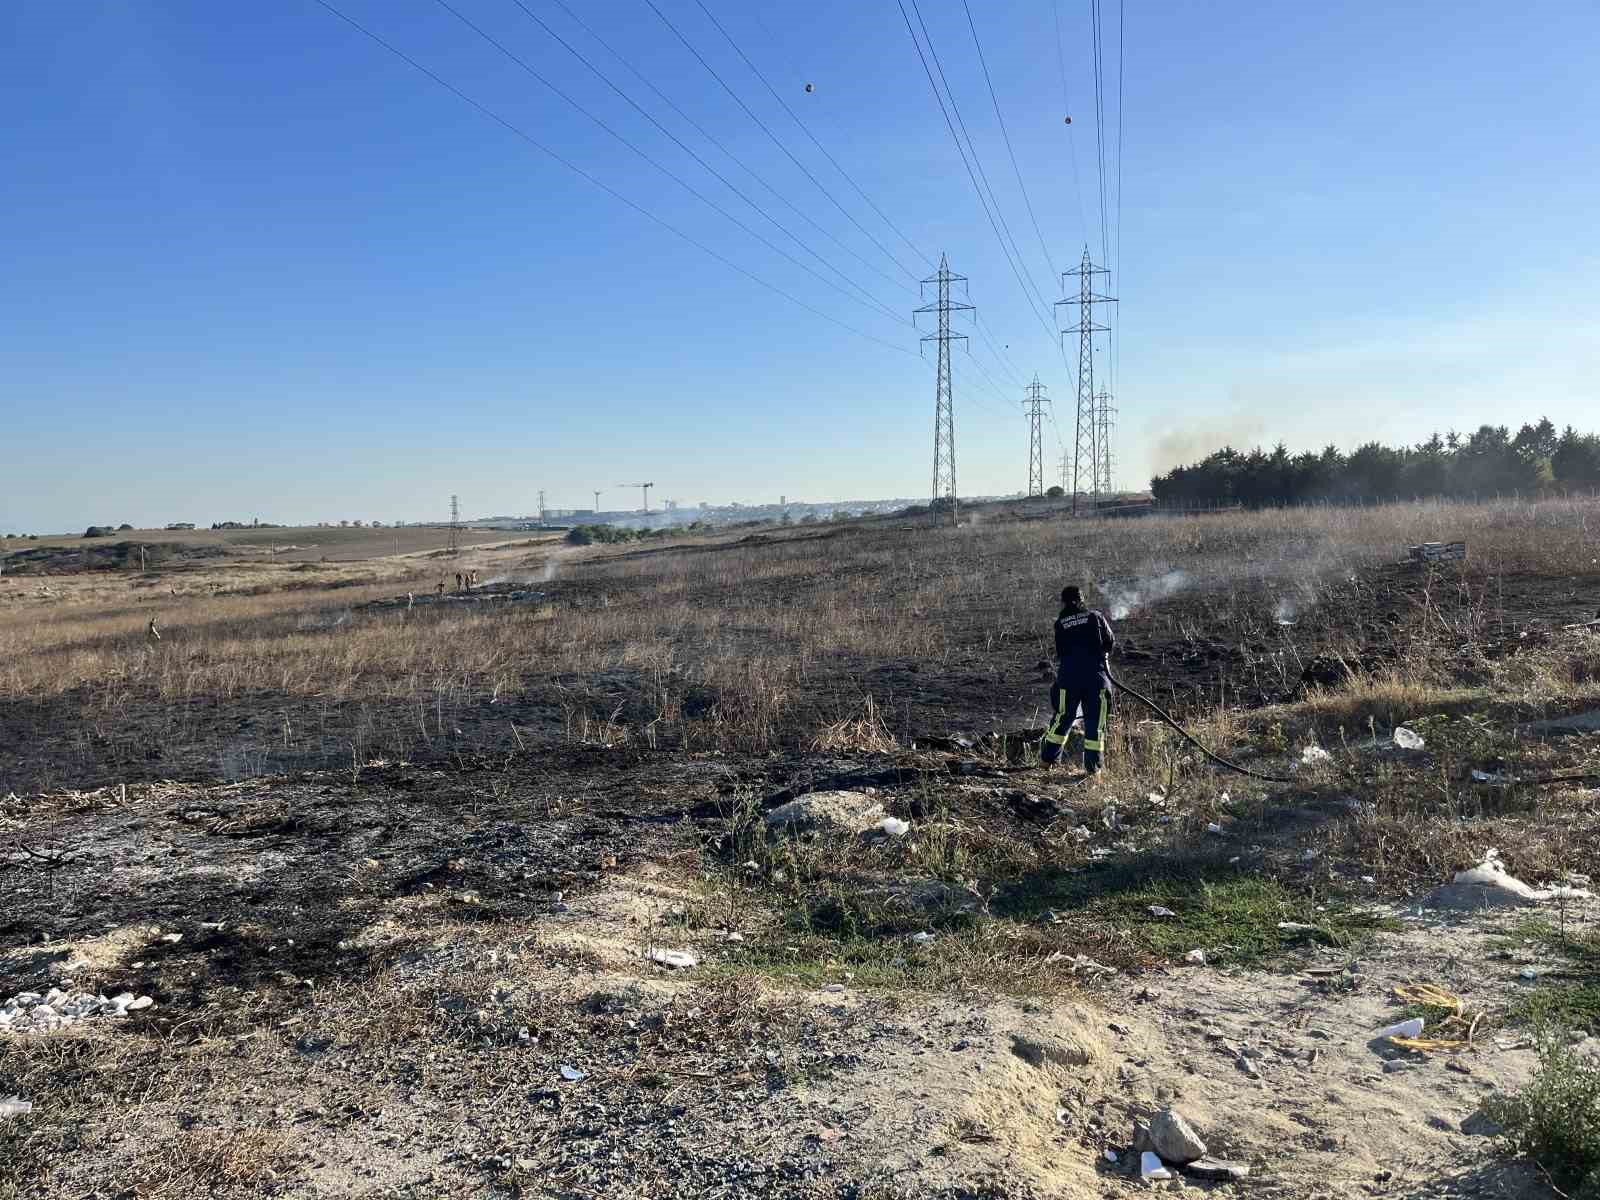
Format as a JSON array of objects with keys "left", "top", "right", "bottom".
[
  {"left": 1506, "top": 918, "right": 1600, "bottom": 1035},
  {"left": 709, "top": 887, "right": 1080, "bottom": 995},
  {"left": 996, "top": 860, "right": 1394, "bottom": 967}
]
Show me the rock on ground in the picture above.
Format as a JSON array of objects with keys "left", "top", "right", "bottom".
[
  {"left": 1148, "top": 1107, "right": 1208, "bottom": 1165},
  {"left": 765, "top": 790, "right": 885, "bottom": 837}
]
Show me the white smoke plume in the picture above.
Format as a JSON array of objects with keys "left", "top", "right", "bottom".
[{"left": 1100, "top": 569, "right": 1189, "bottom": 620}]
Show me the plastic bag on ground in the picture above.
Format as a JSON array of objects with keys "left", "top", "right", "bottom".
[{"left": 1393, "top": 727, "right": 1425, "bottom": 750}]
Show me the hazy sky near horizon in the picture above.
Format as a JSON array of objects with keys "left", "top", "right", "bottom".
[{"left": 4, "top": 0, "right": 1597, "bottom": 532}]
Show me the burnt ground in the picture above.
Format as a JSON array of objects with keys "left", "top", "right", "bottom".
[
  {"left": 3, "top": 735, "right": 1590, "bottom": 1199},
  {"left": 4, "top": 556, "right": 1597, "bottom": 796}
]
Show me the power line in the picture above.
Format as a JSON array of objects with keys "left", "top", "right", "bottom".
[
  {"left": 1089, "top": 0, "right": 1111, "bottom": 269},
  {"left": 310, "top": 0, "right": 1026, "bottom": 478},
  {"left": 711, "top": 1, "right": 938, "bottom": 274},
  {"left": 673, "top": 0, "right": 1039, "bottom": 401},
  {"left": 639, "top": 0, "right": 922, "bottom": 286},
  {"left": 540, "top": 0, "right": 917, "bottom": 304},
  {"left": 906, "top": 0, "right": 1059, "bottom": 329},
  {"left": 1113, "top": 0, "right": 1126, "bottom": 397},
  {"left": 1051, "top": 0, "right": 1088, "bottom": 239},
  {"left": 432, "top": 0, "right": 913, "bottom": 329},
  {"left": 896, "top": 0, "right": 1058, "bottom": 346},
  {"left": 500, "top": 0, "right": 906, "bottom": 324},
  {"left": 309, "top": 0, "right": 911, "bottom": 358},
  {"left": 960, "top": 0, "right": 1059, "bottom": 283}
]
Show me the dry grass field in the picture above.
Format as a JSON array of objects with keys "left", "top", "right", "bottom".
[{"left": 3, "top": 498, "right": 1600, "bottom": 1199}]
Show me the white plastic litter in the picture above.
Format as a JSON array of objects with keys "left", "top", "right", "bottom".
[
  {"left": 1103, "top": 1148, "right": 1118, "bottom": 1163},
  {"left": 724, "top": 932, "right": 744, "bottom": 944},
  {"left": 1376, "top": 1017, "right": 1425, "bottom": 1040},
  {"left": 909, "top": 931, "right": 937, "bottom": 944},
  {"left": 1300, "top": 746, "right": 1332, "bottom": 764},
  {"left": 1520, "top": 968, "right": 1539, "bottom": 981},
  {"left": 1393, "top": 727, "right": 1425, "bottom": 750},
  {"left": 559, "top": 1065, "right": 586, "bottom": 1082},
  {"left": 1184, "top": 949, "right": 1207, "bottom": 966},
  {"left": 1218, "top": 791, "right": 1231, "bottom": 806},
  {"left": 0, "top": 988, "right": 154, "bottom": 1035},
  {"left": 875, "top": 817, "right": 911, "bottom": 838},
  {"left": 1147, "top": 792, "right": 1166, "bottom": 805},
  {"left": 1140, "top": 1151, "right": 1173, "bottom": 1181},
  {"left": 1055, "top": 1105, "right": 1068, "bottom": 1125},
  {"left": 1454, "top": 852, "right": 1595, "bottom": 903},
  {"left": 1276, "top": 922, "right": 1317, "bottom": 933},
  {"left": 158, "top": 933, "right": 183, "bottom": 944},
  {"left": 0, "top": 1097, "right": 31, "bottom": 1119},
  {"left": 1147, "top": 906, "right": 1176, "bottom": 919},
  {"left": 1471, "top": 769, "right": 1509, "bottom": 784},
  {"left": 1205, "top": 822, "right": 1224, "bottom": 836},
  {"left": 648, "top": 948, "right": 698, "bottom": 970}
]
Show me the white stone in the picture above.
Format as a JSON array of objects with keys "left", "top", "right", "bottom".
[
  {"left": 648, "top": 948, "right": 698, "bottom": 970},
  {"left": 1140, "top": 1151, "right": 1173, "bottom": 1181}
]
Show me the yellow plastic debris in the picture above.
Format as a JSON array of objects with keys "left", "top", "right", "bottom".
[{"left": 1388, "top": 983, "right": 1481, "bottom": 1052}]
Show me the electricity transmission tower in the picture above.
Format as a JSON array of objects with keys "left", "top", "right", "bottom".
[
  {"left": 448, "top": 494, "right": 460, "bottom": 557},
  {"left": 1094, "top": 388, "right": 1117, "bottom": 495},
  {"left": 1056, "top": 248, "right": 1116, "bottom": 513},
  {"left": 619, "top": 482, "right": 654, "bottom": 513},
  {"left": 914, "top": 254, "right": 973, "bottom": 527},
  {"left": 592, "top": 490, "right": 602, "bottom": 514},
  {"left": 1059, "top": 450, "right": 1071, "bottom": 493},
  {"left": 537, "top": 489, "right": 547, "bottom": 525},
  {"left": 1024, "top": 376, "right": 1050, "bottom": 497}
]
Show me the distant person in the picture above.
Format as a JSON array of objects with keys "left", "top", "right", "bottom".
[
  {"left": 455, "top": 572, "right": 463, "bottom": 591},
  {"left": 1039, "top": 586, "right": 1116, "bottom": 774},
  {"left": 436, "top": 579, "right": 445, "bottom": 596}
]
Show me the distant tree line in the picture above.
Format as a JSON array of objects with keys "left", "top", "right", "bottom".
[{"left": 1150, "top": 419, "right": 1600, "bottom": 507}]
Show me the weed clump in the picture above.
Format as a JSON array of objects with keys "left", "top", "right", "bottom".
[{"left": 1483, "top": 1029, "right": 1600, "bottom": 1197}]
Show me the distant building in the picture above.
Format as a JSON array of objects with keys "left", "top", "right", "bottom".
[{"left": 164, "top": 522, "right": 195, "bottom": 531}]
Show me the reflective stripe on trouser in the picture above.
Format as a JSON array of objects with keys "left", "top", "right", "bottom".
[
  {"left": 1082, "top": 689, "right": 1110, "bottom": 752},
  {"left": 1039, "top": 685, "right": 1076, "bottom": 763},
  {"left": 1082, "top": 688, "right": 1110, "bottom": 771},
  {"left": 1041, "top": 685, "right": 1110, "bottom": 767}
]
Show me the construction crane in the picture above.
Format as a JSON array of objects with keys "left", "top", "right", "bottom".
[{"left": 618, "top": 482, "right": 654, "bottom": 514}]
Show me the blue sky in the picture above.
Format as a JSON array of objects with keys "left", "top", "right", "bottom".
[{"left": 3, "top": 0, "right": 1596, "bottom": 531}]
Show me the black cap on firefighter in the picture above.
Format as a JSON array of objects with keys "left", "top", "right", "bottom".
[{"left": 1060, "top": 585, "right": 1084, "bottom": 610}]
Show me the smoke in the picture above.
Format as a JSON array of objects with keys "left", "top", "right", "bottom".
[
  {"left": 1151, "top": 416, "right": 1269, "bottom": 474},
  {"left": 1100, "top": 569, "right": 1189, "bottom": 620}
]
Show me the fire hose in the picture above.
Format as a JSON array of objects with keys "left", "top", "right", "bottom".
[{"left": 1104, "top": 669, "right": 1297, "bottom": 784}]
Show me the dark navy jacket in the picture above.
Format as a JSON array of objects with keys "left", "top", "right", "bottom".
[{"left": 1053, "top": 606, "right": 1116, "bottom": 688}]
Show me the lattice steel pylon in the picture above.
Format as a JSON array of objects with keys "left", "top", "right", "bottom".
[
  {"left": 914, "top": 254, "right": 973, "bottom": 527},
  {"left": 1094, "top": 388, "right": 1116, "bottom": 496},
  {"left": 448, "top": 494, "right": 460, "bottom": 557},
  {"left": 1024, "top": 375, "right": 1050, "bottom": 497},
  {"left": 1055, "top": 248, "right": 1116, "bottom": 514}
]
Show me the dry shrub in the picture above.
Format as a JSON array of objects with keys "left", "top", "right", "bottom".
[
  {"left": 811, "top": 696, "right": 898, "bottom": 754},
  {"left": 127, "top": 1128, "right": 292, "bottom": 1197}
]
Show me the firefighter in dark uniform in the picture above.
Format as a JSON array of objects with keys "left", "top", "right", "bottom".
[{"left": 1040, "top": 586, "right": 1116, "bottom": 773}]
